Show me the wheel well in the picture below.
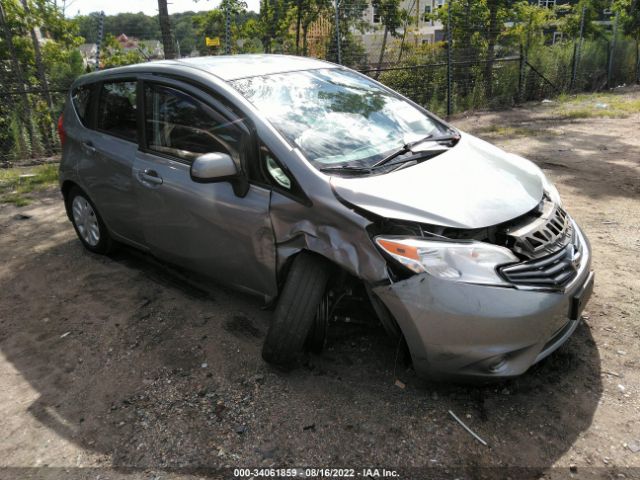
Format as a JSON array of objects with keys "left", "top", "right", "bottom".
[
  {"left": 61, "top": 180, "right": 78, "bottom": 219},
  {"left": 277, "top": 250, "right": 343, "bottom": 288}
]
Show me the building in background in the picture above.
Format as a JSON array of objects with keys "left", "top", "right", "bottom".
[
  {"left": 115, "top": 34, "right": 164, "bottom": 60},
  {"left": 356, "top": 0, "right": 447, "bottom": 64}
]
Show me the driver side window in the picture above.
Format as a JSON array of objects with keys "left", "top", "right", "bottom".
[{"left": 143, "top": 83, "right": 242, "bottom": 164}]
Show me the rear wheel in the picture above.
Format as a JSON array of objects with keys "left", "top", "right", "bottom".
[
  {"left": 262, "top": 252, "right": 332, "bottom": 365},
  {"left": 67, "top": 187, "right": 113, "bottom": 254}
]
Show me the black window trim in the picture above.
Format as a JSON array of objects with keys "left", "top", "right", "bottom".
[
  {"left": 255, "top": 143, "right": 311, "bottom": 207},
  {"left": 94, "top": 77, "right": 140, "bottom": 145},
  {"left": 70, "top": 83, "right": 97, "bottom": 129},
  {"left": 138, "top": 75, "right": 250, "bottom": 168},
  {"left": 137, "top": 73, "right": 311, "bottom": 207}
]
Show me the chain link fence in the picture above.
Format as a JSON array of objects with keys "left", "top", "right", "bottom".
[{"left": 1, "top": 0, "right": 639, "bottom": 166}]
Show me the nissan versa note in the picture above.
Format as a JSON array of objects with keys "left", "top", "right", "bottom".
[{"left": 59, "top": 54, "right": 594, "bottom": 380}]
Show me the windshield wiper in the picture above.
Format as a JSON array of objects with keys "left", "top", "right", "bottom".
[
  {"left": 371, "top": 131, "right": 460, "bottom": 169},
  {"left": 319, "top": 165, "right": 372, "bottom": 174}
]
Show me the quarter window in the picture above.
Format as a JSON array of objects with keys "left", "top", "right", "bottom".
[
  {"left": 71, "top": 85, "right": 93, "bottom": 127},
  {"left": 97, "top": 81, "right": 137, "bottom": 142},
  {"left": 143, "top": 84, "right": 242, "bottom": 164}
]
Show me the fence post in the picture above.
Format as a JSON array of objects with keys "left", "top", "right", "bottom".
[
  {"left": 518, "top": 43, "right": 525, "bottom": 102},
  {"left": 570, "top": 4, "right": 586, "bottom": 91},
  {"left": 607, "top": 12, "right": 619, "bottom": 88},
  {"left": 446, "top": 4, "right": 452, "bottom": 117},
  {"left": 636, "top": 39, "right": 640, "bottom": 84},
  {"left": 335, "top": 0, "right": 342, "bottom": 64},
  {"left": 95, "top": 11, "right": 104, "bottom": 70}
]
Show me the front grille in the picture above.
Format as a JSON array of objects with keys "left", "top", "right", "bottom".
[
  {"left": 507, "top": 200, "right": 573, "bottom": 258},
  {"left": 500, "top": 230, "right": 582, "bottom": 289}
]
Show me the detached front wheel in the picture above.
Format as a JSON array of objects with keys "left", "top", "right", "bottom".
[{"left": 262, "top": 252, "right": 332, "bottom": 366}]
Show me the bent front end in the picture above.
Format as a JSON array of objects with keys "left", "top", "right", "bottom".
[{"left": 373, "top": 222, "right": 594, "bottom": 381}]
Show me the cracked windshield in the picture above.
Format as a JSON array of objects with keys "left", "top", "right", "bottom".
[{"left": 232, "top": 69, "right": 444, "bottom": 168}]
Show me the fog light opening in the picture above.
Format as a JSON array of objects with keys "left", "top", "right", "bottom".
[{"left": 488, "top": 357, "right": 507, "bottom": 373}]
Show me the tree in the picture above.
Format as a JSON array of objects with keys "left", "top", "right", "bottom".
[
  {"left": 434, "top": 0, "right": 489, "bottom": 97},
  {"left": 328, "top": 0, "right": 369, "bottom": 65},
  {"left": 21, "top": 0, "right": 55, "bottom": 154},
  {"left": 259, "top": 0, "right": 295, "bottom": 53},
  {"left": 371, "top": 0, "right": 403, "bottom": 76},
  {"left": 100, "top": 34, "right": 148, "bottom": 67},
  {"left": 193, "top": 0, "right": 251, "bottom": 54},
  {"left": 0, "top": 0, "right": 34, "bottom": 156},
  {"left": 612, "top": 0, "right": 640, "bottom": 82}
]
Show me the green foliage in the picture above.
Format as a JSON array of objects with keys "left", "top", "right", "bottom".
[
  {"left": 100, "top": 34, "right": 148, "bottom": 68},
  {"left": 0, "top": 0, "right": 83, "bottom": 162},
  {"left": 372, "top": 0, "right": 403, "bottom": 36},
  {"left": 612, "top": 0, "right": 640, "bottom": 37},
  {"left": 76, "top": 12, "right": 160, "bottom": 43},
  {"left": 378, "top": 43, "right": 448, "bottom": 113},
  {"left": 191, "top": 0, "right": 263, "bottom": 54}
]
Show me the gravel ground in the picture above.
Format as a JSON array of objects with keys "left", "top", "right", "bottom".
[{"left": 0, "top": 90, "right": 639, "bottom": 480}]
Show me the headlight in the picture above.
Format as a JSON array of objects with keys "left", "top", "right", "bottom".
[
  {"left": 541, "top": 174, "right": 562, "bottom": 207},
  {"left": 375, "top": 237, "right": 518, "bottom": 286}
]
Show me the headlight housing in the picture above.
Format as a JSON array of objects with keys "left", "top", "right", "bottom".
[
  {"left": 541, "top": 174, "right": 562, "bottom": 207},
  {"left": 376, "top": 237, "right": 518, "bottom": 286}
]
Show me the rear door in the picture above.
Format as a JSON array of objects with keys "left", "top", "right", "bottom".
[
  {"left": 76, "top": 78, "right": 145, "bottom": 246},
  {"left": 133, "top": 77, "right": 277, "bottom": 297}
]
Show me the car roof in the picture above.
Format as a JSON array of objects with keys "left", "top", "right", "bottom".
[
  {"left": 175, "top": 54, "right": 336, "bottom": 81},
  {"left": 77, "top": 54, "right": 337, "bottom": 84}
]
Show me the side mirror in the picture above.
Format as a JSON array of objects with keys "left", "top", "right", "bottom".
[
  {"left": 191, "top": 152, "right": 238, "bottom": 182},
  {"left": 190, "top": 152, "right": 249, "bottom": 197}
]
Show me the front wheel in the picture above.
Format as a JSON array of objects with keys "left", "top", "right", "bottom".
[
  {"left": 67, "top": 187, "right": 113, "bottom": 254},
  {"left": 262, "top": 252, "right": 332, "bottom": 366}
]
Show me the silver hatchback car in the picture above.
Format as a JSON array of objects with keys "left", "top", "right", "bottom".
[{"left": 59, "top": 54, "right": 594, "bottom": 381}]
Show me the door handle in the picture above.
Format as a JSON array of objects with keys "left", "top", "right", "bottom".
[
  {"left": 139, "top": 169, "right": 163, "bottom": 185},
  {"left": 82, "top": 141, "right": 96, "bottom": 154}
]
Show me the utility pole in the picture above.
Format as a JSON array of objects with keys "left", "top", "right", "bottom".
[
  {"left": 158, "top": 0, "right": 176, "bottom": 59},
  {"left": 95, "top": 11, "right": 104, "bottom": 70},
  {"left": 334, "top": 0, "right": 341, "bottom": 64},
  {"left": 224, "top": 0, "right": 231, "bottom": 54},
  {"left": 295, "top": 0, "right": 302, "bottom": 55},
  {"left": 446, "top": 2, "right": 452, "bottom": 116}
]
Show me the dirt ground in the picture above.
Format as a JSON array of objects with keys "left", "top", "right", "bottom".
[{"left": 1, "top": 89, "right": 639, "bottom": 480}]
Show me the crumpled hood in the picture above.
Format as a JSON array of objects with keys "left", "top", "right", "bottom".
[{"left": 330, "top": 132, "right": 545, "bottom": 229}]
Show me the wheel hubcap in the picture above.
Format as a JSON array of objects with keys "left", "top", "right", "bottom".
[{"left": 72, "top": 196, "right": 100, "bottom": 247}]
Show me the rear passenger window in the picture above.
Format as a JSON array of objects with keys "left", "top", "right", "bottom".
[
  {"left": 97, "top": 81, "right": 137, "bottom": 142},
  {"left": 144, "top": 84, "right": 242, "bottom": 164},
  {"left": 71, "top": 85, "right": 92, "bottom": 127}
]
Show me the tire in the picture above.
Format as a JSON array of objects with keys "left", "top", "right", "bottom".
[
  {"left": 305, "top": 292, "right": 330, "bottom": 354},
  {"left": 67, "top": 186, "right": 113, "bottom": 255},
  {"left": 262, "top": 252, "right": 332, "bottom": 365}
]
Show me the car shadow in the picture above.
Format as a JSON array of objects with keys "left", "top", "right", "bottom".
[{"left": 0, "top": 233, "right": 602, "bottom": 476}]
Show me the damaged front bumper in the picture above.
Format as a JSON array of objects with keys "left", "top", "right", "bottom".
[{"left": 373, "top": 225, "right": 593, "bottom": 381}]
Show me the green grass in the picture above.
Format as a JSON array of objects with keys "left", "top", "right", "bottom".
[
  {"left": 0, "top": 163, "right": 59, "bottom": 206},
  {"left": 549, "top": 92, "right": 640, "bottom": 119},
  {"left": 473, "top": 125, "right": 559, "bottom": 138}
]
